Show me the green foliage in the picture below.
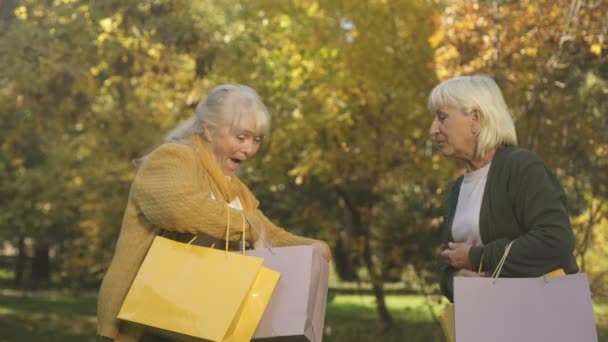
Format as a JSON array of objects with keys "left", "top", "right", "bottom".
[{"left": 0, "top": 0, "right": 231, "bottom": 286}]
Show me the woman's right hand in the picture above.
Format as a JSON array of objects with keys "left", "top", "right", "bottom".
[
  {"left": 254, "top": 233, "right": 268, "bottom": 249},
  {"left": 455, "top": 269, "right": 483, "bottom": 277}
]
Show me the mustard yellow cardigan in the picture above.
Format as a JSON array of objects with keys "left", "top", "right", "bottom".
[{"left": 97, "top": 138, "right": 319, "bottom": 340}]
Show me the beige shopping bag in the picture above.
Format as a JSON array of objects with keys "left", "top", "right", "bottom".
[
  {"left": 453, "top": 242, "right": 597, "bottom": 342},
  {"left": 247, "top": 245, "right": 330, "bottom": 341}
]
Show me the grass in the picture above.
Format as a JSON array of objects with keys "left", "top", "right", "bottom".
[
  {"left": 324, "top": 295, "right": 445, "bottom": 342},
  {"left": 0, "top": 269, "right": 13, "bottom": 282},
  {"left": 0, "top": 291, "right": 97, "bottom": 342},
  {"left": 0, "top": 290, "right": 606, "bottom": 341}
]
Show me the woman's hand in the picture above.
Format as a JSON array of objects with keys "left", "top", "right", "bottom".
[
  {"left": 455, "top": 269, "right": 483, "bottom": 277},
  {"left": 254, "top": 236, "right": 267, "bottom": 249},
  {"left": 440, "top": 242, "right": 473, "bottom": 270},
  {"left": 311, "top": 241, "right": 332, "bottom": 263},
  {"left": 254, "top": 233, "right": 331, "bottom": 262}
]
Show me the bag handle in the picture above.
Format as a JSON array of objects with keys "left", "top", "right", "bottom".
[
  {"left": 242, "top": 212, "right": 275, "bottom": 251},
  {"left": 487, "top": 241, "right": 566, "bottom": 281},
  {"left": 186, "top": 205, "right": 247, "bottom": 255},
  {"left": 224, "top": 205, "right": 247, "bottom": 255},
  {"left": 491, "top": 241, "right": 514, "bottom": 279}
]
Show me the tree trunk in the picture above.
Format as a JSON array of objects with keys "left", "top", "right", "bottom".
[
  {"left": 333, "top": 234, "right": 359, "bottom": 281},
  {"left": 578, "top": 202, "right": 606, "bottom": 272},
  {"left": 31, "top": 241, "right": 50, "bottom": 287},
  {"left": 333, "top": 204, "right": 359, "bottom": 281},
  {"left": 362, "top": 242, "right": 393, "bottom": 331},
  {"left": 336, "top": 187, "right": 393, "bottom": 330},
  {"left": 14, "top": 235, "right": 26, "bottom": 286}
]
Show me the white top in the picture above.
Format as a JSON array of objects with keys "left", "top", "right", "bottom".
[
  {"left": 208, "top": 192, "right": 249, "bottom": 248},
  {"left": 451, "top": 162, "right": 491, "bottom": 247},
  {"left": 228, "top": 196, "right": 244, "bottom": 210},
  {"left": 210, "top": 179, "right": 244, "bottom": 210}
]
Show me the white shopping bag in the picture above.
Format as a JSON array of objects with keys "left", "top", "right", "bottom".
[
  {"left": 247, "top": 245, "right": 330, "bottom": 342},
  {"left": 455, "top": 271, "right": 597, "bottom": 341}
]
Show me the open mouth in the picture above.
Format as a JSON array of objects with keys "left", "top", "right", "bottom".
[{"left": 230, "top": 158, "right": 243, "bottom": 164}]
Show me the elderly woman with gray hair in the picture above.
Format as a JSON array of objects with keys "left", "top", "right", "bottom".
[
  {"left": 429, "top": 75, "right": 578, "bottom": 302},
  {"left": 96, "top": 84, "right": 331, "bottom": 341}
]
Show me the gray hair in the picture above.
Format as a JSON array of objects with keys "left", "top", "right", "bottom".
[
  {"left": 428, "top": 75, "right": 517, "bottom": 159},
  {"left": 165, "top": 84, "right": 271, "bottom": 143},
  {"left": 134, "top": 84, "right": 270, "bottom": 168}
]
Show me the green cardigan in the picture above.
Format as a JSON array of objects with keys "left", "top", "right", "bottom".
[{"left": 438, "top": 145, "right": 579, "bottom": 302}]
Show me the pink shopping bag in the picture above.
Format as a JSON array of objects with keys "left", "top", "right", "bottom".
[
  {"left": 247, "top": 245, "right": 330, "bottom": 342},
  {"left": 454, "top": 272, "right": 598, "bottom": 342}
]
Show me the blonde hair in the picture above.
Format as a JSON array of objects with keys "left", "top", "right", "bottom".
[{"left": 428, "top": 75, "right": 517, "bottom": 159}]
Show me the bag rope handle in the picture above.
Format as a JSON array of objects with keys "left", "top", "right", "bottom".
[
  {"left": 477, "top": 253, "right": 485, "bottom": 273},
  {"left": 224, "top": 205, "right": 247, "bottom": 255},
  {"left": 491, "top": 241, "right": 514, "bottom": 279},
  {"left": 186, "top": 204, "right": 247, "bottom": 255}
]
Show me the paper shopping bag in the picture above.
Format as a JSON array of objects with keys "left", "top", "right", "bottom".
[
  {"left": 118, "top": 236, "right": 280, "bottom": 341},
  {"left": 454, "top": 273, "right": 598, "bottom": 342},
  {"left": 223, "top": 266, "right": 280, "bottom": 342},
  {"left": 439, "top": 304, "right": 455, "bottom": 342},
  {"left": 247, "top": 245, "right": 330, "bottom": 341}
]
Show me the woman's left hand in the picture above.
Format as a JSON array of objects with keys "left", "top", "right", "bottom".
[{"left": 440, "top": 242, "right": 473, "bottom": 270}]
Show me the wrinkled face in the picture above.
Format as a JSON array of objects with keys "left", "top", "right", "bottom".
[
  {"left": 429, "top": 105, "right": 478, "bottom": 161},
  {"left": 206, "top": 119, "right": 263, "bottom": 176}
]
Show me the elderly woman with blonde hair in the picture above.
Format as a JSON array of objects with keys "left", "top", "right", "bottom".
[
  {"left": 428, "top": 75, "right": 578, "bottom": 302},
  {"left": 97, "top": 84, "right": 331, "bottom": 341}
]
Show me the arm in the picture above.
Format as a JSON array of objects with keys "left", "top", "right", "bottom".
[
  {"left": 256, "top": 209, "right": 319, "bottom": 247},
  {"left": 253, "top": 209, "right": 332, "bottom": 261},
  {"left": 469, "top": 156, "right": 575, "bottom": 277},
  {"left": 437, "top": 180, "right": 462, "bottom": 302},
  {"left": 131, "top": 143, "right": 254, "bottom": 241}
]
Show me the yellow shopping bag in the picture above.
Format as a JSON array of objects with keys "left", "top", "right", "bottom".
[
  {"left": 440, "top": 303, "right": 455, "bottom": 342},
  {"left": 118, "top": 211, "right": 279, "bottom": 341},
  {"left": 223, "top": 266, "right": 279, "bottom": 342}
]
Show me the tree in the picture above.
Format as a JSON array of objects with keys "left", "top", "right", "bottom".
[
  {"left": 205, "top": 0, "right": 440, "bottom": 329},
  {"left": 0, "top": 0, "right": 230, "bottom": 287}
]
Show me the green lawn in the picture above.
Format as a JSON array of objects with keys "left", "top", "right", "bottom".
[
  {"left": 324, "top": 295, "right": 445, "bottom": 341},
  {"left": 0, "top": 291, "right": 605, "bottom": 341},
  {"left": 0, "top": 291, "right": 97, "bottom": 342}
]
